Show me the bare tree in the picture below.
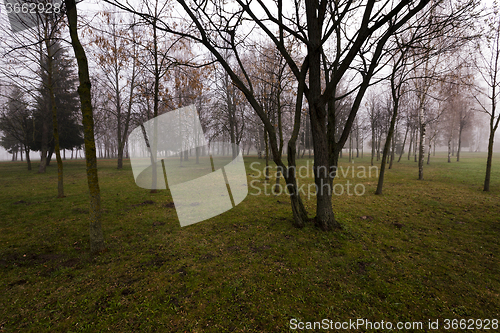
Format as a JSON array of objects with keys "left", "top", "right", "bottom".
[
  {"left": 65, "top": 0, "right": 106, "bottom": 253},
  {"left": 89, "top": 10, "right": 140, "bottom": 169},
  {"left": 472, "top": 5, "right": 500, "bottom": 191},
  {"left": 103, "top": 0, "right": 470, "bottom": 229}
]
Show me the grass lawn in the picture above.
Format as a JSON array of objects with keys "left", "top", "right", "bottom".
[{"left": 0, "top": 152, "right": 499, "bottom": 332}]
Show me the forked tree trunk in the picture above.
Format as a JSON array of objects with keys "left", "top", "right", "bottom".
[
  {"left": 46, "top": 146, "right": 54, "bottom": 166},
  {"left": 66, "top": 0, "right": 105, "bottom": 253},
  {"left": 283, "top": 71, "right": 309, "bottom": 228},
  {"left": 285, "top": 143, "right": 308, "bottom": 227}
]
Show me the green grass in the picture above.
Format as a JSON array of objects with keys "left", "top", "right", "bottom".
[{"left": 0, "top": 152, "right": 499, "bottom": 332}]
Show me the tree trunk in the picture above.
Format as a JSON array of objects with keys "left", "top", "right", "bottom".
[
  {"left": 304, "top": 3, "right": 339, "bottom": 230},
  {"left": 283, "top": 68, "right": 309, "bottom": 228},
  {"left": 274, "top": 167, "right": 281, "bottom": 194},
  {"left": 285, "top": 143, "right": 308, "bottom": 227},
  {"left": 226, "top": 73, "right": 238, "bottom": 160},
  {"left": 427, "top": 140, "right": 431, "bottom": 165},
  {"left": 116, "top": 105, "right": 123, "bottom": 169},
  {"left": 398, "top": 123, "right": 409, "bottom": 162},
  {"left": 389, "top": 129, "right": 396, "bottom": 170},
  {"left": 46, "top": 145, "right": 54, "bottom": 166},
  {"left": 38, "top": 119, "right": 48, "bottom": 173},
  {"left": 448, "top": 137, "right": 451, "bottom": 163},
  {"left": 371, "top": 122, "right": 376, "bottom": 166},
  {"left": 418, "top": 123, "right": 425, "bottom": 180},
  {"left": 376, "top": 95, "right": 399, "bottom": 195},
  {"left": 274, "top": 85, "right": 284, "bottom": 194},
  {"left": 305, "top": 116, "right": 311, "bottom": 159},
  {"left": 413, "top": 127, "right": 418, "bottom": 162},
  {"left": 264, "top": 127, "right": 269, "bottom": 182},
  {"left": 407, "top": 127, "right": 413, "bottom": 161},
  {"left": 116, "top": 24, "right": 136, "bottom": 170},
  {"left": 310, "top": 99, "right": 337, "bottom": 230},
  {"left": 356, "top": 124, "right": 360, "bottom": 158},
  {"left": 150, "top": 17, "right": 160, "bottom": 193},
  {"left": 66, "top": 0, "right": 105, "bottom": 253},
  {"left": 457, "top": 125, "right": 463, "bottom": 162},
  {"left": 45, "top": 37, "right": 65, "bottom": 198},
  {"left": 484, "top": 129, "right": 495, "bottom": 191},
  {"left": 376, "top": 133, "right": 381, "bottom": 161},
  {"left": 348, "top": 133, "right": 352, "bottom": 162},
  {"left": 25, "top": 145, "right": 31, "bottom": 171}
]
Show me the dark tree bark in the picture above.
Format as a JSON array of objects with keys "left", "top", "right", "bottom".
[
  {"left": 46, "top": 145, "right": 54, "bottom": 166},
  {"left": 24, "top": 145, "right": 31, "bottom": 171},
  {"left": 65, "top": 0, "right": 105, "bottom": 253},
  {"left": 389, "top": 124, "right": 396, "bottom": 169},
  {"left": 484, "top": 129, "right": 495, "bottom": 191}
]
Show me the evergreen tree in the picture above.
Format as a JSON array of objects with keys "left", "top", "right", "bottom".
[
  {"left": 32, "top": 41, "right": 83, "bottom": 163},
  {"left": 0, "top": 86, "right": 34, "bottom": 169}
]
